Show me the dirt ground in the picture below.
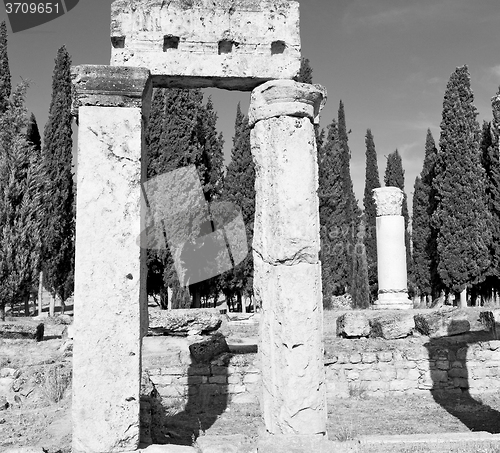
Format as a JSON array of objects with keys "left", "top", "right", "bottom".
[{"left": 2, "top": 309, "right": 500, "bottom": 452}]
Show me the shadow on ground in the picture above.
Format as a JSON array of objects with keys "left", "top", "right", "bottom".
[{"left": 425, "top": 321, "right": 500, "bottom": 433}]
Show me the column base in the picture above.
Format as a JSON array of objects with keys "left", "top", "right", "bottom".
[
  {"left": 257, "top": 432, "right": 330, "bottom": 453},
  {"left": 374, "top": 292, "right": 412, "bottom": 310}
]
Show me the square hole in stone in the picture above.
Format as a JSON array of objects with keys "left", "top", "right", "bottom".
[
  {"left": 111, "top": 36, "right": 125, "bottom": 49},
  {"left": 163, "top": 35, "right": 180, "bottom": 51},
  {"left": 218, "top": 40, "right": 234, "bottom": 55},
  {"left": 271, "top": 40, "right": 286, "bottom": 55}
]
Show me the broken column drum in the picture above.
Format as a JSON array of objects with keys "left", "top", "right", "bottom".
[
  {"left": 250, "top": 80, "right": 328, "bottom": 435},
  {"left": 372, "top": 187, "right": 412, "bottom": 310}
]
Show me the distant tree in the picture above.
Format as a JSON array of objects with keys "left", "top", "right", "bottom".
[
  {"left": 362, "top": 129, "right": 380, "bottom": 302},
  {"left": 219, "top": 103, "right": 255, "bottom": 311},
  {"left": 26, "top": 113, "right": 41, "bottom": 151},
  {"left": 351, "top": 221, "right": 370, "bottom": 309},
  {"left": 479, "top": 117, "right": 500, "bottom": 303},
  {"left": 41, "top": 46, "right": 75, "bottom": 314},
  {"left": 318, "top": 119, "right": 347, "bottom": 304},
  {"left": 294, "top": 57, "right": 313, "bottom": 84},
  {"left": 0, "top": 21, "right": 11, "bottom": 114},
  {"left": 412, "top": 130, "right": 439, "bottom": 303},
  {"left": 384, "top": 149, "right": 413, "bottom": 294},
  {"left": 146, "top": 88, "right": 225, "bottom": 309},
  {"left": 433, "top": 66, "right": 491, "bottom": 305},
  {"left": 0, "top": 82, "right": 44, "bottom": 320}
]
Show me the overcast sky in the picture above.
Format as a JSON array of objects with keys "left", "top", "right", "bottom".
[{"left": 1, "top": 0, "right": 500, "bottom": 213}]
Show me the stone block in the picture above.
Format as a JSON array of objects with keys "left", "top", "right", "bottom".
[
  {"left": 414, "top": 308, "right": 471, "bottom": 337},
  {"left": 208, "top": 375, "right": 227, "bottom": 384},
  {"left": 243, "top": 373, "right": 261, "bottom": 384},
  {"left": 256, "top": 433, "right": 331, "bottom": 453},
  {"left": 336, "top": 312, "right": 370, "bottom": 338},
  {"left": 148, "top": 308, "right": 223, "bottom": 336},
  {"left": 110, "top": 0, "right": 301, "bottom": 90},
  {"left": 369, "top": 312, "right": 414, "bottom": 339},
  {"left": 231, "top": 392, "right": 258, "bottom": 404},
  {"left": 361, "top": 352, "right": 377, "bottom": 363},
  {"left": 0, "top": 322, "right": 44, "bottom": 341},
  {"left": 377, "top": 351, "right": 393, "bottom": 362},
  {"left": 189, "top": 333, "right": 229, "bottom": 364}
]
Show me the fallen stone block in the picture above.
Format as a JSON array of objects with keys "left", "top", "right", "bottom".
[
  {"left": 189, "top": 333, "right": 229, "bottom": 364},
  {"left": 414, "top": 308, "right": 471, "bottom": 338},
  {"left": 0, "top": 322, "right": 44, "bottom": 341},
  {"left": 370, "top": 313, "right": 414, "bottom": 340},
  {"left": 149, "top": 308, "right": 223, "bottom": 336},
  {"left": 336, "top": 312, "right": 370, "bottom": 338}
]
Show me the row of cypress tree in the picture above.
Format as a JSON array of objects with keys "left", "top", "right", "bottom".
[{"left": 0, "top": 22, "right": 74, "bottom": 320}]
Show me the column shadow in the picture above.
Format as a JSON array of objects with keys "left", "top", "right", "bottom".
[
  {"left": 142, "top": 334, "right": 245, "bottom": 446},
  {"left": 424, "top": 321, "right": 500, "bottom": 433}
]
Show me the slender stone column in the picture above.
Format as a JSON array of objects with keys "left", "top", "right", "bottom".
[
  {"left": 71, "top": 65, "right": 151, "bottom": 453},
  {"left": 249, "top": 80, "right": 327, "bottom": 438},
  {"left": 373, "top": 187, "right": 412, "bottom": 310}
]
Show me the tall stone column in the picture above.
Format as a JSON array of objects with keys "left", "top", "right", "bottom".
[
  {"left": 71, "top": 65, "right": 151, "bottom": 453},
  {"left": 249, "top": 80, "right": 327, "bottom": 441},
  {"left": 373, "top": 187, "right": 412, "bottom": 310}
]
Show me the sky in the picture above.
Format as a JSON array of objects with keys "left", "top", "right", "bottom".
[{"left": 1, "top": 0, "right": 500, "bottom": 214}]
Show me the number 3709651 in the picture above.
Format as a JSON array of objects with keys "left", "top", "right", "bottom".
[{"left": 5, "top": 3, "right": 60, "bottom": 14}]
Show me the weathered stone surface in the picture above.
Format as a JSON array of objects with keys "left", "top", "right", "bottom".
[
  {"left": 248, "top": 79, "right": 327, "bottom": 126},
  {"left": 189, "top": 333, "right": 229, "bottom": 364},
  {"left": 0, "top": 322, "right": 44, "bottom": 341},
  {"left": 149, "top": 308, "right": 223, "bottom": 336},
  {"left": 336, "top": 312, "right": 370, "bottom": 338},
  {"left": 110, "top": 0, "right": 300, "bottom": 90},
  {"left": 72, "top": 97, "right": 149, "bottom": 452},
  {"left": 257, "top": 433, "right": 331, "bottom": 453},
  {"left": 370, "top": 313, "right": 415, "bottom": 340},
  {"left": 251, "top": 116, "right": 322, "bottom": 266},
  {"left": 414, "top": 308, "right": 471, "bottom": 338},
  {"left": 3, "top": 448, "right": 45, "bottom": 453},
  {"left": 195, "top": 434, "right": 250, "bottom": 453},
  {"left": 71, "top": 65, "right": 152, "bottom": 117},
  {"left": 373, "top": 187, "right": 404, "bottom": 217}
]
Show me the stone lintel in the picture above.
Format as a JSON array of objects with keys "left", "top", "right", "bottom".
[
  {"left": 248, "top": 80, "right": 327, "bottom": 127},
  {"left": 110, "top": 0, "right": 301, "bottom": 90},
  {"left": 71, "top": 65, "right": 152, "bottom": 117},
  {"left": 373, "top": 186, "right": 404, "bottom": 217}
]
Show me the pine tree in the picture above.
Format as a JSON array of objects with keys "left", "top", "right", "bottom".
[
  {"left": 412, "top": 130, "right": 439, "bottom": 303},
  {"left": 362, "top": 129, "right": 380, "bottom": 302},
  {"left": 0, "top": 21, "right": 11, "bottom": 114},
  {"left": 433, "top": 66, "right": 491, "bottom": 301},
  {"left": 318, "top": 119, "right": 347, "bottom": 304},
  {"left": 219, "top": 103, "right": 255, "bottom": 310},
  {"left": 0, "top": 82, "right": 44, "bottom": 320},
  {"left": 384, "top": 149, "right": 413, "bottom": 294},
  {"left": 294, "top": 57, "right": 313, "bottom": 84},
  {"left": 41, "top": 46, "right": 75, "bottom": 312}
]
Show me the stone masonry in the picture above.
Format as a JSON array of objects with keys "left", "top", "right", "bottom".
[
  {"left": 249, "top": 80, "right": 327, "bottom": 435},
  {"left": 110, "top": 0, "right": 300, "bottom": 90},
  {"left": 71, "top": 65, "right": 151, "bottom": 453},
  {"left": 372, "top": 187, "right": 412, "bottom": 310}
]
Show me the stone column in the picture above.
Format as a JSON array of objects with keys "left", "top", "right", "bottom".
[
  {"left": 71, "top": 65, "right": 151, "bottom": 453},
  {"left": 249, "top": 80, "right": 327, "bottom": 441},
  {"left": 373, "top": 187, "right": 412, "bottom": 310}
]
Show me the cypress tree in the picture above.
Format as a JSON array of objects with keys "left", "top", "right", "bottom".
[
  {"left": 433, "top": 66, "right": 491, "bottom": 302},
  {"left": 219, "top": 103, "right": 255, "bottom": 310},
  {"left": 384, "top": 149, "right": 413, "bottom": 294},
  {"left": 0, "top": 21, "right": 11, "bottom": 114},
  {"left": 41, "top": 46, "right": 75, "bottom": 312},
  {"left": 412, "top": 129, "right": 439, "bottom": 303},
  {"left": 362, "top": 129, "right": 380, "bottom": 302},
  {"left": 351, "top": 221, "right": 370, "bottom": 309},
  {"left": 0, "top": 82, "right": 44, "bottom": 320},
  {"left": 318, "top": 119, "right": 347, "bottom": 304},
  {"left": 294, "top": 57, "right": 313, "bottom": 84}
]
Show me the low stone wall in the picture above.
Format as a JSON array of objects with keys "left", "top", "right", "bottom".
[{"left": 325, "top": 336, "right": 500, "bottom": 398}]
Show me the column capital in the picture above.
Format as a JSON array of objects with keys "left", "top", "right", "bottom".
[
  {"left": 248, "top": 79, "right": 327, "bottom": 127},
  {"left": 71, "top": 65, "right": 152, "bottom": 118},
  {"left": 373, "top": 187, "right": 404, "bottom": 217}
]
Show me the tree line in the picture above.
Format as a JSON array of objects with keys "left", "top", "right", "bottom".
[{"left": 2, "top": 17, "right": 499, "bottom": 314}]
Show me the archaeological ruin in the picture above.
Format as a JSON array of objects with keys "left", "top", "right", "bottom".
[{"left": 71, "top": 1, "right": 327, "bottom": 451}]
